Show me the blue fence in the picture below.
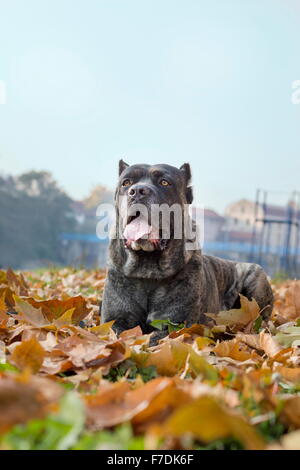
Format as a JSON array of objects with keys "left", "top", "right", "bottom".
[
  {"left": 59, "top": 233, "right": 107, "bottom": 244},
  {"left": 59, "top": 233, "right": 300, "bottom": 275},
  {"left": 60, "top": 234, "right": 300, "bottom": 256},
  {"left": 203, "top": 241, "right": 300, "bottom": 257}
]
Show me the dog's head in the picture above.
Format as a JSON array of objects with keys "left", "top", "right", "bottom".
[{"left": 115, "top": 160, "right": 193, "bottom": 251}]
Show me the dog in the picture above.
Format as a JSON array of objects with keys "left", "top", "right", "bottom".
[{"left": 101, "top": 160, "right": 273, "bottom": 343}]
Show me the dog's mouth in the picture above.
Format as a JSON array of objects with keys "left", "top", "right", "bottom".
[
  {"left": 123, "top": 210, "right": 167, "bottom": 252},
  {"left": 126, "top": 210, "right": 141, "bottom": 226}
]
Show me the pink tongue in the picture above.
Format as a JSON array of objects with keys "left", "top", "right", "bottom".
[{"left": 123, "top": 217, "right": 152, "bottom": 241}]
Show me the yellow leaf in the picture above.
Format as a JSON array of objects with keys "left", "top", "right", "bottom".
[
  {"left": 11, "top": 337, "right": 45, "bottom": 373},
  {"left": 90, "top": 321, "right": 115, "bottom": 336},
  {"left": 0, "top": 293, "right": 8, "bottom": 325},
  {"left": 53, "top": 308, "right": 75, "bottom": 328},
  {"left": 207, "top": 295, "right": 260, "bottom": 329},
  {"left": 161, "top": 395, "right": 265, "bottom": 450},
  {"left": 195, "top": 337, "right": 214, "bottom": 350},
  {"left": 146, "top": 339, "right": 217, "bottom": 379}
]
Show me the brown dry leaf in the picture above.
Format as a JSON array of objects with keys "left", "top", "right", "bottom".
[
  {"left": 27, "top": 296, "right": 91, "bottom": 323},
  {"left": 13, "top": 295, "right": 91, "bottom": 326},
  {"left": 119, "top": 326, "right": 151, "bottom": 347},
  {"left": 236, "top": 331, "right": 282, "bottom": 358},
  {"left": 132, "top": 385, "right": 191, "bottom": 430},
  {"left": 160, "top": 395, "right": 265, "bottom": 450},
  {"left": 274, "top": 366, "right": 300, "bottom": 383},
  {"left": 39, "top": 331, "right": 58, "bottom": 352},
  {"left": 13, "top": 296, "right": 49, "bottom": 327},
  {"left": 274, "top": 281, "right": 300, "bottom": 321},
  {"left": 281, "top": 396, "right": 300, "bottom": 428},
  {"left": 41, "top": 352, "right": 73, "bottom": 375},
  {"left": 184, "top": 380, "right": 240, "bottom": 408},
  {"left": 120, "top": 326, "right": 144, "bottom": 339},
  {"left": 0, "top": 286, "right": 15, "bottom": 309},
  {"left": 145, "top": 339, "right": 217, "bottom": 380},
  {"left": 85, "top": 377, "right": 191, "bottom": 431},
  {"left": 0, "top": 340, "right": 6, "bottom": 364},
  {"left": 0, "top": 375, "right": 63, "bottom": 434},
  {"left": 0, "top": 293, "right": 8, "bottom": 327},
  {"left": 168, "top": 324, "right": 207, "bottom": 340},
  {"left": 10, "top": 337, "right": 45, "bottom": 373},
  {"left": 85, "top": 340, "right": 130, "bottom": 372},
  {"left": 271, "top": 347, "right": 294, "bottom": 364},
  {"left": 145, "top": 340, "right": 186, "bottom": 376},
  {"left": 207, "top": 294, "right": 260, "bottom": 331},
  {"left": 6, "top": 268, "right": 29, "bottom": 296},
  {"left": 214, "top": 338, "right": 262, "bottom": 362}
]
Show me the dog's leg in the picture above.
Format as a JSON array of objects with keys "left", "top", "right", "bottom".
[
  {"left": 101, "top": 274, "right": 148, "bottom": 333},
  {"left": 146, "top": 273, "right": 205, "bottom": 345}
]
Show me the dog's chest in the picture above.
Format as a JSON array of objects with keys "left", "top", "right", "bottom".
[{"left": 131, "top": 279, "right": 169, "bottom": 313}]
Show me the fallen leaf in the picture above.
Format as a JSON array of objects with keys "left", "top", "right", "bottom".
[
  {"left": 274, "top": 281, "right": 300, "bottom": 321},
  {"left": 237, "top": 331, "right": 282, "bottom": 358},
  {"left": 275, "top": 326, "right": 300, "bottom": 347},
  {"left": 214, "top": 338, "right": 261, "bottom": 362},
  {"left": 10, "top": 337, "right": 45, "bottom": 373},
  {"left": 53, "top": 308, "right": 75, "bottom": 328},
  {"left": 85, "top": 378, "right": 191, "bottom": 431},
  {"left": 6, "top": 269, "right": 29, "bottom": 296},
  {"left": 281, "top": 396, "right": 300, "bottom": 428},
  {"left": 13, "top": 296, "right": 49, "bottom": 327},
  {"left": 280, "top": 429, "right": 300, "bottom": 449},
  {"left": 160, "top": 395, "right": 265, "bottom": 450},
  {"left": 0, "top": 375, "right": 63, "bottom": 434},
  {"left": 207, "top": 295, "right": 260, "bottom": 331}
]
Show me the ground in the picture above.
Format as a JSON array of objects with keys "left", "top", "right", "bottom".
[{"left": 1, "top": 267, "right": 300, "bottom": 450}]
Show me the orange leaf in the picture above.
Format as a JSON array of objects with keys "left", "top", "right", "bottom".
[
  {"left": 214, "top": 339, "right": 261, "bottom": 362},
  {"left": 11, "top": 337, "right": 45, "bottom": 373}
]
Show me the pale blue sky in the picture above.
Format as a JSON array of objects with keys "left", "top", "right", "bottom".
[{"left": 0, "top": 0, "right": 300, "bottom": 211}]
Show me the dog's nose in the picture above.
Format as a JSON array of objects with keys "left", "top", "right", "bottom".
[{"left": 128, "top": 184, "right": 151, "bottom": 199}]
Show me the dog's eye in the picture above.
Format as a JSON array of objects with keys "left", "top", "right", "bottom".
[
  {"left": 122, "top": 179, "right": 132, "bottom": 187},
  {"left": 160, "top": 179, "right": 170, "bottom": 187}
]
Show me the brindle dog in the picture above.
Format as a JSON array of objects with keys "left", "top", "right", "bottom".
[{"left": 101, "top": 160, "right": 273, "bottom": 343}]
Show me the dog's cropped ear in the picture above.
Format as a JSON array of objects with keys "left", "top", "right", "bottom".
[
  {"left": 180, "top": 163, "right": 193, "bottom": 203},
  {"left": 119, "top": 159, "right": 129, "bottom": 176},
  {"left": 180, "top": 163, "right": 191, "bottom": 184}
]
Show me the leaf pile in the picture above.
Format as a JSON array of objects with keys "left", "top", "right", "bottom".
[{"left": 1, "top": 268, "right": 300, "bottom": 450}]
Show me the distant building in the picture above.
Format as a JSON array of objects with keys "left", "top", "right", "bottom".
[
  {"left": 192, "top": 207, "right": 225, "bottom": 243},
  {"left": 224, "top": 198, "right": 300, "bottom": 249},
  {"left": 224, "top": 199, "right": 258, "bottom": 232}
]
